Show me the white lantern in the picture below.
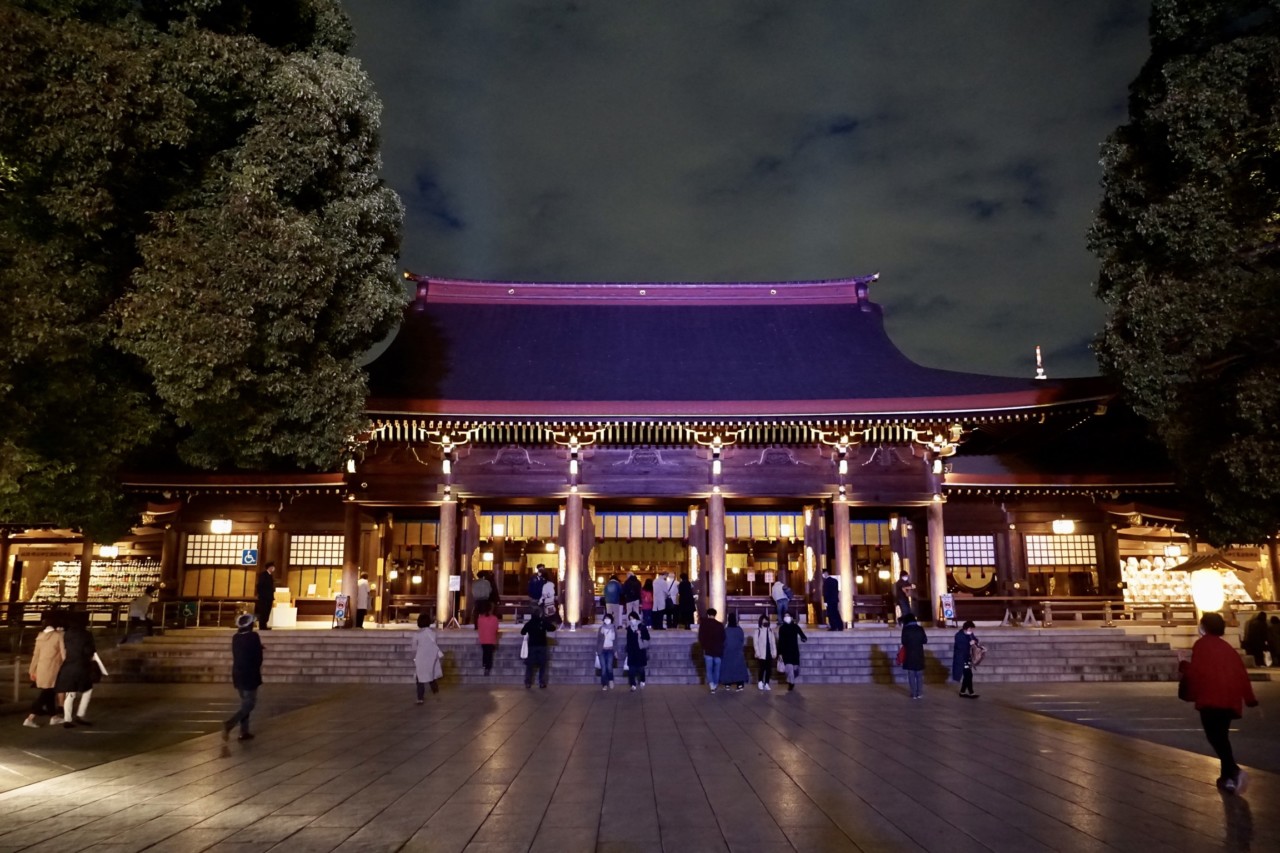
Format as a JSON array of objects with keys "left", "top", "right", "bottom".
[{"left": 1190, "top": 569, "right": 1225, "bottom": 614}]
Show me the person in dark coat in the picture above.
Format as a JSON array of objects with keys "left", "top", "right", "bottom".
[
  {"left": 777, "top": 613, "right": 808, "bottom": 691},
  {"left": 894, "top": 571, "right": 915, "bottom": 625},
  {"left": 952, "top": 620, "right": 979, "bottom": 698},
  {"left": 255, "top": 563, "right": 276, "bottom": 630},
  {"left": 624, "top": 612, "right": 650, "bottom": 691},
  {"left": 622, "top": 572, "right": 642, "bottom": 616},
  {"left": 1269, "top": 616, "right": 1280, "bottom": 669},
  {"left": 821, "top": 570, "right": 844, "bottom": 631},
  {"left": 698, "top": 608, "right": 726, "bottom": 692},
  {"left": 54, "top": 610, "right": 100, "bottom": 727},
  {"left": 900, "top": 613, "right": 928, "bottom": 699},
  {"left": 223, "top": 613, "right": 263, "bottom": 741},
  {"left": 720, "top": 613, "right": 750, "bottom": 690},
  {"left": 1241, "top": 611, "right": 1268, "bottom": 667},
  {"left": 677, "top": 574, "right": 695, "bottom": 629},
  {"left": 1180, "top": 611, "right": 1259, "bottom": 793},
  {"left": 520, "top": 612, "right": 558, "bottom": 688}
]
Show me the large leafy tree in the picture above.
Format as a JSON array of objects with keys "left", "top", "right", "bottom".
[
  {"left": 1091, "top": 0, "right": 1280, "bottom": 545},
  {"left": 0, "top": 0, "right": 405, "bottom": 539}
]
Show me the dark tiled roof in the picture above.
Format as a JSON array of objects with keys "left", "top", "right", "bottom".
[{"left": 364, "top": 278, "right": 1109, "bottom": 418}]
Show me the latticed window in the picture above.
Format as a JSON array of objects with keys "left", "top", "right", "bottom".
[
  {"left": 945, "top": 535, "right": 996, "bottom": 566},
  {"left": 1025, "top": 534, "right": 1097, "bottom": 566},
  {"left": 289, "top": 534, "right": 344, "bottom": 566},
  {"left": 185, "top": 534, "right": 259, "bottom": 566}
]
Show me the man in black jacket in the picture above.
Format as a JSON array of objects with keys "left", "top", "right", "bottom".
[
  {"left": 255, "top": 563, "right": 276, "bottom": 630},
  {"left": 622, "top": 572, "right": 642, "bottom": 617},
  {"left": 223, "top": 613, "right": 263, "bottom": 741},
  {"left": 822, "top": 570, "right": 844, "bottom": 631}
]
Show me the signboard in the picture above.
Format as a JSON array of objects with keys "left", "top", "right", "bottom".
[
  {"left": 334, "top": 593, "right": 350, "bottom": 623},
  {"left": 746, "top": 572, "right": 757, "bottom": 582},
  {"left": 448, "top": 574, "right": 461, "bottom": 592},
  {"left": 764, "top": 571, "right": 775, "bottom": 584},
  {"left": 940, "top": 593, "right": 956, "bottom": 621},
  {"left": 241, "top": 549, "right": 258, "bottom": 566}
]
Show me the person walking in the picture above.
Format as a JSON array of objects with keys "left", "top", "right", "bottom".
[
  {"left": 640, "top": 578, "right": 654, "bottom": 627},
  {"left": 23, "top": 610, "right": 64, "bottom": 728},
  {"left": 721, "top": 613, "right": 750, "bottom": 691},
  {"left": 54, "top": 611, "right": 104, "bottom": 728},
  {"left": 1269, "top": 616, "right": 1280, "bottom": 668},
  {"left": 222, "top": 613, "right": 263, "bottom": 740},
  {"left": 698, "top": 608, "right": 726, "bottom": 692},
  {"left": 624, "top": 611, "right": 650, "bottom": 691},
  {"left": 753, "top": 614, "right": 779, "bottom": 691},
  {"left": 895, "top": 571, "right": 916, "bottom": 624},
  {"left": 355, "top": 572, "right": 371, "bottom": 628},
  {"left": 538, "top": 568, "right": 557, "bottom": 621},
  {"left": 1180, "top": 611, "right": 1259, "bottom": 794},
  {"left": 255, "top": 563, "right": 276, "bottom": 630},
  {"left": 127, "top": 586, "right": 156, "bottom": 638},
  {"left": 1241, "top": 611, "right": 1268, "bottom": 667},
  {"left": 821, "top": 570, "right": 844, "bottom": 631},
  {"left": 471, "top": 571, "right": 493, "bottom": 620},
  {"left": 476, "top": 607, "right": 499, "bottom": 675},
  {"left": 952, "top": 620, "right": 980, "bottom": 698},
  {"left": 411, "top": 612, "right": 444, "bottom": 701},
  {"left": 777, "top": 612, "right": 807, "bottom": 692},
  {"left": 770, "top": 578, "right": 789, "bottom": 622},
  {"left": 604, "top": 574, "right": 624, "bottom": 626},
  {"left": 596, "top": 614, "right": 618, "bottom": 690},
  {"left": 521, "top": 611, "right": 558, "bottom": 688},
  {"left": 900, "top": 613, "right": 928, "bottom": 699},
  {"left": 677, "top": 573, "right": 695, "bottom": 629},
  {"left": 651, "top": 572, "right": 668, "bottom": 631}
]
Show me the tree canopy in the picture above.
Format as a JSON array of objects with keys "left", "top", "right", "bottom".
[
  {"left": 0, "top": 0, "right": 405, "bottom": 540},
  {"left": 1091, "top": 0, "right": 1280, "bottom": 545}
]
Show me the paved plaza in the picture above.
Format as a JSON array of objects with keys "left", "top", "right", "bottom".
[{"left": 1, "top": 681, "right": 1277, "bottom": 852}]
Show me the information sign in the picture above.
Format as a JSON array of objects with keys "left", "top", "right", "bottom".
[
  {"left": 940, "top": 593, "right": 956, "bottom": 621},
  {"left": 241, "top": 549, "right": 258, "bottom": 566},
  {"left": 448, "top": 574, "right": 461, "bottom": 592}
]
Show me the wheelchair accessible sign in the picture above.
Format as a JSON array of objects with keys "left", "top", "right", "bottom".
[{"left": 241, "top": 549, "right": 258, "bottom": 565}]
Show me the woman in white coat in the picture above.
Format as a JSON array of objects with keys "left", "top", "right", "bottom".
[
  {"left": 753, "top": 614, "right": 779, "bottom": 691},
  {"left": 411, "top": 612, "right": 444, "bottom": 703}
]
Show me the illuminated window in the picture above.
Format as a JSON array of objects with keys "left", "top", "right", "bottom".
[
  {"left": 289, "top": 534, "right": 344, "bottom": 566},
  {"left": 185, "top": 534, "right": 258, "bottom": 566},
  {"left": 1025, "top": 534, "right": 1097, "bottom": 566},
  {"left": 945, "top": 535, "right": 996, "bottom": 566}
]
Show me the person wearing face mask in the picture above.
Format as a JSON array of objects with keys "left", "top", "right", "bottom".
[
  {"left": 753, "top": 614, "right": 779, "bottom": 691},
  {"left": 952, "top": 621, "right": 981, "bottom": 698},
  {"left": 777, "top": 612, "right": 807, "bottom": 692},
  {"left": 625, "top": 612, "right": 650, "bottom": 691},
  {"left": 596, "top": 614, "right": 618, "bottom": 690}
]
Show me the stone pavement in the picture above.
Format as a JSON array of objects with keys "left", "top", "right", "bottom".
[{"left": 0, "top": 681, "right": 1277, "bottom": 852}]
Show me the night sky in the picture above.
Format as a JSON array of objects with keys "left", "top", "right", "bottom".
[{"left": 344, "top": 1, "right": 1151, "bottom": 379}]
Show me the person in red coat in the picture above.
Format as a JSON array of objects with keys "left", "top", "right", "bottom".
[{"left": 1179, "top": 611, "right": 1259, "bottom": 794}]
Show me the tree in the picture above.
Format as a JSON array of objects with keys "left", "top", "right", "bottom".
[
  {"left": 1091, "top": 0, "right": 1280, "bottom": 545},
  {"left": 0, "top": 0, "right": 405, "bottom": 540}
]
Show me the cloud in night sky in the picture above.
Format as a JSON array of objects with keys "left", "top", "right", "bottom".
[{"left": 344, "top": 0, "right": 1151, "bottom": 378}]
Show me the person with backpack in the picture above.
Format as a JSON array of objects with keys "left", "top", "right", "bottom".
[
  {"left": 770, "top": 578, "right": 790, "bottom": 622},
  {"left": 604, "top": 574, "right": 624, "bottom": 626},
  {"left": 952, "top": 620, "right": 982, "bottom": 698}
]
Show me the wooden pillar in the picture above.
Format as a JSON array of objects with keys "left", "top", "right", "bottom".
[
  {"left": 160, "top": 526, "right": 180, "bottom": 598},
  {"left": 565, "top": 492, "right": 583, "bottom": 627},
  {"left": 263, "top": 523, "right": 285, "bottom": 587},
  {"left": 341, "top": 502, "right": 360, "bottom": 627},
  {"left": 927, "top": 501, "right": 948, "bottom": 625},
  {"left": 1099, "top": 523, "right": 1122, "bottom": 597},
  {"left": 1270, "top": 540, "right": 1280, "bottom": 603},
  {"left": 708, "top": 492, "right": 726, "bottom": 617},
  {"left": 436, "top": 499, "right": 457, "bottom": 627},
  {"left": 77, "top": 537, "right": 94, "bottom": 604},
  {"left": 833, "top": 497, "right": 853, "bottom": 625}
]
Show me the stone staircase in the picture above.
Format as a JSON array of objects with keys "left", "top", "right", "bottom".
[{"left": 110, "top": 625, "right": 1180, "bottom": 686}]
